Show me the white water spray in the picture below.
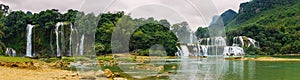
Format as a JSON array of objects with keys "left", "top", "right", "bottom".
[
  {"left": 233, "top": 36, "right": 259, "bottom": 48},
  {"left": 55, "top": 22, "right": 64, "bottom": 57},
  {"left": 26, "top": 24, "right": 34, "bottom": 57},
  {"left": 69, "top": 24, "right": 73, "bottom": 56},
  {"left": 180, "top": 45, "right": 189, "bottom": 57},
  {"left": 79, "top": 34, "right": 85, "bottom": 55}
]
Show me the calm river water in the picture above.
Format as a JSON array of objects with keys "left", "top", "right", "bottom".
[{"left": 104, "top": 56, "right": 300, "bottom": 80}]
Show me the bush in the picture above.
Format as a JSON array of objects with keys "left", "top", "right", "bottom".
[
  {"left": 137, "top": 49, "right": 149, "bottom": 56},
  {"left": 61, "top": 57, "right": 75, "bottom": 62}
]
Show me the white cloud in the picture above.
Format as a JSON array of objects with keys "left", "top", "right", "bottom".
[{"left": 1, "top": 0, "right": 249, "bottom": 31}]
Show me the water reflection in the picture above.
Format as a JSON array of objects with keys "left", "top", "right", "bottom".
[
  {"left": 101, "top": 57, "right": 300, "bottom": 80},
  {"left": 221, "top": 60, "right": 257, "bottom": 80},
  {"left": 169, "top": 56, "right": 225, "bottom": 80}
]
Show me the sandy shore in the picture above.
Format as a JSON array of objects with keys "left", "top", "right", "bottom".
[
  {"left": 0, "top": 66, "right": 79, "bottom": 80},
  {"left": 242, "top": 57, "right": 300, "bottom": 61}
]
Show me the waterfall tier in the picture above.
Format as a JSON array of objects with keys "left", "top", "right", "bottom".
[
  {"left": 176, "top": 36, "right": 259, "bottom": 57},
  {"left": 26, "top": 24, "right": 34, "bottom": 57}
]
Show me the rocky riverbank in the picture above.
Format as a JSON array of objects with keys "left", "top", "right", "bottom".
[
  {"left": 0, "top": 61, "right": 128, "bottom": 80},
  {"left": 0, "top": 56, "right": 129, "bottom": 80}
]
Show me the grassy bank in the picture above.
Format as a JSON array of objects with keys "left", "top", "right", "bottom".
[{"left": 0, "top": 56, "right": 33, "bottom": 62}]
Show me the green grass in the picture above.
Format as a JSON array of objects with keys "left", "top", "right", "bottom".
[
  {"left": 61, "top": 57, "right": 75, "bottom": 62},
  {"left": 0, "top": 56, "right": 33, "bottom": 62},
  {"left": 97, "top": 56, "right": 114, "bottom": 61}
]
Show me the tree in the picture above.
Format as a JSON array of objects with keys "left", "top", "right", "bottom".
[
  {"left": 3, "top": 11, "right": 28, "bottom": 55},
  {"left": 159, "top": 19, "right": 171, "bottom": 29},
  {"left": 0, "top": 4, "right": 9, "bottom": 14},
  {"left": 130, "top": 23, "right": 178, "bottom": 56},
  {"left": 195, "top": 27, "right": 209, "bottom": 39}
]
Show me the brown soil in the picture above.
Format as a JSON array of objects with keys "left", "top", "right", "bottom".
[{"left": 0, "top": 66, "right": 79, "bottom": 80}]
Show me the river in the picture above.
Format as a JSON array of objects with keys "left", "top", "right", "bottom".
[{"left": 102, "top": 56, "right": 300, "bottom": 80}]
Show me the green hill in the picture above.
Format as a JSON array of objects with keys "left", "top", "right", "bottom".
[{"left": 226, "top": 0, "right": 300, "bottom": 55}]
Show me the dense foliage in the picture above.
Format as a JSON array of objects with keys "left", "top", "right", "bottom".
[
  {"left": 96, "top": 13, "right": 178, "bottom": 56},
  {"left": 0, "top": 5, "right": 179, "bottom": 56},
  {"left": 195, "top": 27, "right": 209, "bottom": 39},
  {"left": 235, "top": 0, "right": 299, "bottom": 24},
  {"left": 225, "top": 0, "right": 300, "bottom": 55}
]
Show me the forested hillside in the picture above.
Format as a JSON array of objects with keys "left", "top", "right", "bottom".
[
  {"left": 195, "top": 0, "right": 300, "bottom": 55},
  {"left": 0, "top": 5, "right": 182, "bottom": 56},
  {"left": 226, "top": 0, "right": 300, "bottom": 55}
]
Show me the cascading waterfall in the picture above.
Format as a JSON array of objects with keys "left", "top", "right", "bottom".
[
  {"left": 11, "top": 49, "right": 16, "bottom": 57},
  {"left": 55, "top": 22, "right": 63, "bottom": 57},
  {"left": 6, "top": 48, "right": 16, "bottom": 57},
  {"left": 214, "top": 37, "right": 226, "bottom": 46},
  {"left": 180, "top": 45, "right": 189, "bottom": 57},
  {"left": 181, "top": 37, "right": 226, "bottom": 56},
  {"left": 207, "top": 38, "right": 210, "bottom": 45},
  {"left": 26, "top": 24, "right": 34, "bottom": 57},
  {"left": 79, "top": 34, "right": 85, "bottom": 55},
  {"left": 69, "top": 24, "right": 73, "bottom": 56},
  {"left": 176, "top": 46, "right": 182, "bottom": 56},
  {"left": 223, "top": 46, "right": 244, "bottom": 56},
  {"left": 239, "top": 36, "right": 244, "bottom": 47},
  {"left": 233, "top": 36, "right": 259, "bottom": 48},
  {"left": 201, "top": 45, "right": 208, "bottom": 56},
  {"left": 247, "top": 38, "right": 258, "bottom": 47},
  {"left": 202, "top": 37, "right": 226, "bottom": 56},
  {"left": 55, "top": 22, "right": 76, "bottom": 57}
]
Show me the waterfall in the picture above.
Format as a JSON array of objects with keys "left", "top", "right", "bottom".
[
  {"left": 79, "top": 34, "right": 85, "bottom": 55},
  {"left": 6, "top": 48, "right": 16, "bottom": 57},
  {"left": 180, "top": 45, "right": 189, "bottom": 57},
  {"left": 239, "top": 36, "right": 244, "bottom": 47},
  {"left": 247, "top": 38, "right": 258, "bottom": 47},
  {"left": 178, "top": 36, "right": 258, "bottom": 57},
  {"left": 201, "top": 45, "right": 208, "bottom": 56},
  {"left": 233, "top": 36, "right": 259, "bottom": 48},
  {"left": 207, "top": 38, "right": 210, "bottom": 45},
  {"left": 176, "top": 46, "right": 182, "bottom": 56},
  {"left": 69, "top": 24, "right": 73, "bottom": 56},
  {"left": 214, "top": 37, "right": 226, "bottom": 46},
  {"left": 223, "top": 46, "right": 245, "bottom": 56},
  {"left": 233, "top": 37, "right": 238, "bottom": 46},
  {"left": 12, "top": 49, "right": 16, "bottom": 57},
  {"left": 55, "top": 22, "right": 63, "bottom": 57},
  {"left": 26, "top": 24, "right": 34, "bottom": 57}
]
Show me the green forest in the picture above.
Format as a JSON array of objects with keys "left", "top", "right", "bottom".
[{"left": 0, "top": 4, "right": 200, "bottom": 57}]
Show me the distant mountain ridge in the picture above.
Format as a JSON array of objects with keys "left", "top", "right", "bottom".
[{"left": 220, "top": 9, "right": 237, "bottom": 26}]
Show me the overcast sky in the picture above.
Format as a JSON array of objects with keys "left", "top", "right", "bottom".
[{"left": 1, "top": 0, "right": 249, "bottom": 31}]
